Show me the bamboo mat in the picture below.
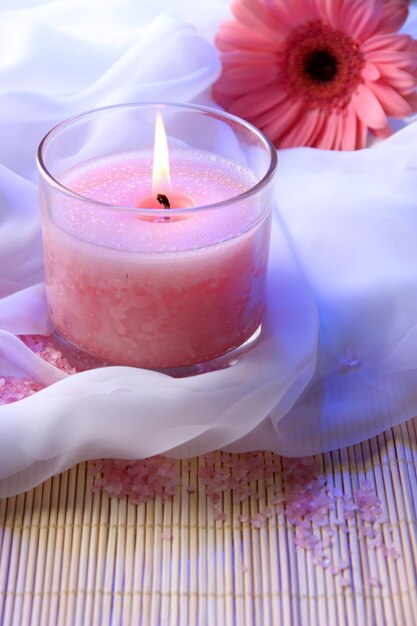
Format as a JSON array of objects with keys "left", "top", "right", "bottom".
[{"left": 1, "top": 419, "right": 417, "bottom": 626}]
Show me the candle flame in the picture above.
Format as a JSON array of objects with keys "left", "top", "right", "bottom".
[{"left": 152, "top": 111, "right": 171, "bottom": 194}]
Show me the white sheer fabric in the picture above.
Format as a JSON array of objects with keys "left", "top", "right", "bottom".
[{"left": 0, "top": 0, "right": 416, "bottom": 496}]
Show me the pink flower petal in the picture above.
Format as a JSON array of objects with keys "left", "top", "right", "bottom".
[
  {"left": 231, "top": 0, "right": 286, "bottom": 40},
  {"left": 352, "top": 83, "right": 388, "bottom": 128},
  {"left": 254, "top": 101, "right": 290, "bottom": 129},
  {"left": 341, "top": 0, "right": 380, "bottom": 42},
  {"left": 339, "top": 111, "right": 360, "bottom": 150},
  {"left": 314, "top": 0, "right": 344, "bottom": 28},
  {"left": 313, "top": 111, "right": 339, "bottom": 149},
  {"left": 238, "top": 0, "right": 303, "bottom": 35},
  {"left": 377, "top": 65, "right": 417, "bottom": 93},
  {"left": 365, "top": 49, "right": 417, "bottom": 70},
  {"left": 333, "top": 112, "right": 347, "bottom": 151},
  {"left": 378, "top": 0, "right": 409, "bottom": 34},
  {"left": 265, "top": 0, "right": 318, "bottom": 28},
  {"left": 362, "top": 62, "right": 381, "bottom": 81},
  {"left": 307, "top": 110, "right": 327, "bottom": 147},
  {"left": 278, "top": 107, "right": 321, "bottom": 148},
  {"left": 356, "top": 118, "right": 369, "bottom": 149},
  {"left": 215, "top": 22, "right": 281, "bottom": 53},
  {"left": 261, "top": 99, "right": 304, "bottom": 144},
  {"left": 371, "top": 126, "right": 393, "bottom": 139},
  {"left": 368, "top": 80, "right": 412, "bottom": 116},
  {"left": 405, "top": 91, "right": 417, "bottom": 111},
  {"left": 221, "top": 50, "right": 281, "bottom": 68},
  {"left": 214, "top": 64, "right": 278, "bottom": 95},
  {"left": 361, "top": 33, "right": 412, "bottom": 54},
  {"left": 228, "top": 85, "right": 288, "bottom": 118}
]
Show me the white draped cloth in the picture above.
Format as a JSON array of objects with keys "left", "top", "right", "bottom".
[{"left": 1, "top": 0, "right": 417, "bottom": 496}]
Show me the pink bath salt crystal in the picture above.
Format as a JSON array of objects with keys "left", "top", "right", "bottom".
[
  {"left": 213, "top": 509, "right": 227, "bottom": 522},
  {"left": 369, "top": 577, "right": 382, "bottom": 587},
  {"left": 342, "top": 498, "right": 356, "bottom": 512},
  {"left": 237, "top": 514, "right": 249, "bottom": 524},
  {"left": 362, "top": 527, "right": 377, "bottom": 539},
  {"left": 199, "top": 451, "right": 281, "bottom": 518},
  {"left": 330, "top": 565, "right": 340, "bottom": 575},
  {"left": 104, "top": 480, "right": 125, "bottom": 498},
  {"left": 161, "top": 530, "right": 173, "bottom": 541},
  {"left": 294, "top": 529, "right": 320, "bottom": 551},
  {"left": 379, "top": 541, "right": 400, "bottom": 560},
  {"left": 241, "top": 565, "right": 248, "bottom": 573},
  {"left": 390, "top": 547, "right": 401, "bottom": 560},
  {"left": 283, "top": 457, "right": 304, "bottom": 470},
  {"left": 0, "top": 376, "right": 44, "bottom": 404},
  {"left": 20, "top": 334, "right": 77, "bottom": 375},
  {"left": 380, "top": 544, "right": 389, "bottom": 558},
  {"left": 250, "top": 508, "right": 272, "bottom": 527},
  {"left": 313, "top": 555, "right": 330, "bottom": 568},
  {"left": 89, "top": 456, "right": 181, "bottom": 502},
  {"left": 187, "top": 486, "right": 196, "bottom": 493},
  {"left": 339, "top": 577, "right": 351, "bottom": 588},
  {"left": 251, "top": 517, "right": 263, "bottom": 529},
  {"left": 354, "top": 480, "right": 384, "bottom": 523},
  {"left": 259, "top": 506, "right": 273, "bottom": 520},
  {"left": 301, "top": 456, "right": 316, "bottom": 467}
]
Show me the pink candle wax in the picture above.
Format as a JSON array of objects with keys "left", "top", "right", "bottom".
[{"left": 42, "top": 150, "right": 272, "bottom": 369}]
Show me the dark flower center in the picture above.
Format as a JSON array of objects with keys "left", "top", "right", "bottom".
[
  {"left": 304, "top": 49, "right": 338, "bottom": 83},
  {"left": 282, "top": 22, "right": 364, "bottom": 110}
]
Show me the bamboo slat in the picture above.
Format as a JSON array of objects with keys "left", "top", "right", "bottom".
[{"left": 1, "top": 418, "right": 417, "bottom": 626}]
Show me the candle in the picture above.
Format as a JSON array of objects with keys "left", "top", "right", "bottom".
[{"left": 38, "top": 103, "right": 277, "bottom": 373}]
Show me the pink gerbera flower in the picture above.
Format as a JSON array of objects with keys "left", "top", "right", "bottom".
[{"left": 213, "top": 0, "right": 417, "bottom": 149}]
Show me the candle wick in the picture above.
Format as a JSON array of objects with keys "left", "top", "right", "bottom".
[{"left": 156, "top": 193, "right": 171, "bottom": 209}]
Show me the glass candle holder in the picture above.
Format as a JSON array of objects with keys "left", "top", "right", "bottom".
[{"left": 37, "top": 102, "right": 277, "bottom": 375}]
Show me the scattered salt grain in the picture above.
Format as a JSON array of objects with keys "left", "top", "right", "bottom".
[
  {"left": 20, "top": 334, "right": 77, "bottom": 375},
  {"left": 161, "top": 530, "right": 173, "bottom": 541},
  {"left": 0, "top": 376, "right": 44, "bottom": 404},
  {"left": 213, "top": 509, "right": 227, "bottom": 522},
  {"left": 354, "top": 479, "right": 383, "bottom": 523},
  {"left": 381, "top": 544, "right": 401, "bottom": 560},
  {"left": 89, "top": 457, "right": 181, "bottom": 504}
]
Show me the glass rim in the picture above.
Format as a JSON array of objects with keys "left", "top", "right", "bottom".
[{"left": 36, "top": 101, "right": 278, "bottom": 215}]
